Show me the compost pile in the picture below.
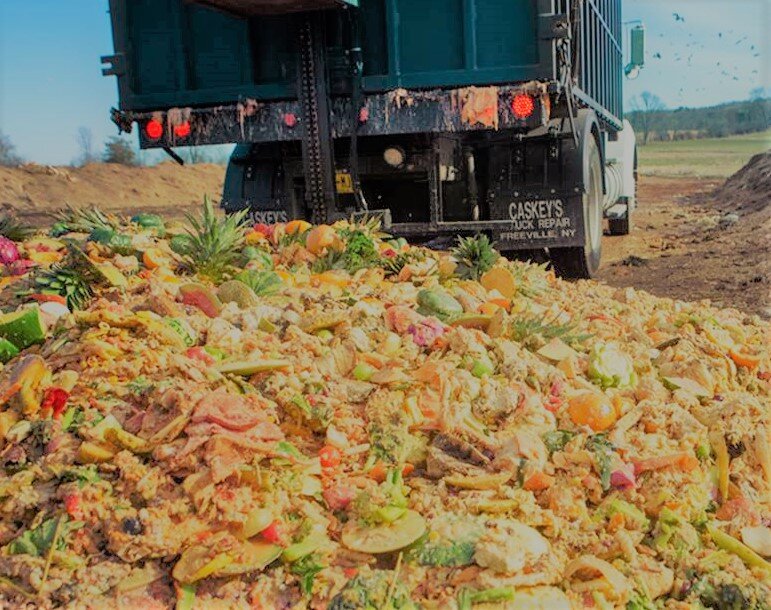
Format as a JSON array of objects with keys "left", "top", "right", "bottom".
[
  {"left": 714, "top": 150, "right": 771, "bottom": 217},
  {"left": 0, "top": 204, "right": 768, "bottom": 610}
]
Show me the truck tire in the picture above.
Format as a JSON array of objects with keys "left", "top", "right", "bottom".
[{"left": 550, "top": 136, "right": 603, "bottom": 278}]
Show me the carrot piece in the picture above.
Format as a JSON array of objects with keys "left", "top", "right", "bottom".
[
  {"left": 633, "top": 452, "right": 699, "bottom": 474},
  {"left": 729, "top": 350, "right": 762, "bottom": 370},
  {"left": 401, "top": 463, "right": 415, "bottom": 477},
  {"left": 0, "top": 382, "right": 23, "bottom": 406},
  {"left": 608, "top": 512, "right": 625, "bottom": 532},
  {"left": 488, "top": 297, "right": 511, "bottom": 311},
  {"left": 368, "top": 461, "right": 388, "bottom": 483},
  {"left": 29, "top": 293, "right": 67, "bottom": 305},
  {"left": 523, "top": 471, "right": 555, "bottom": 491}
]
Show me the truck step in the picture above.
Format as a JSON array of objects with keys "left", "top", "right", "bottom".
[{"left": 605, "top": 202, "right": 628, "bottom": 220}]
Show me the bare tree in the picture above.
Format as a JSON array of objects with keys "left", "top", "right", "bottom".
[
  {"left": 75, "top": 127, "right": 98, "bottom": 166},
  {"left": 0, "top": 131, "right": 23, "bottom": 167},
  {"left": 103, "top": 136, "right": 138, "bottom": 166},
  {"left": 630, "top": 92, "right": 666, "bottom": 144}
]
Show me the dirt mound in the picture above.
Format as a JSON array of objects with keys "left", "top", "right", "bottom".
[
  {"left": 0, "top": 162, "right": 225, "bottom": 224},
  {"left": 714, "top": 150, "right": 771, "bottom": 216}
]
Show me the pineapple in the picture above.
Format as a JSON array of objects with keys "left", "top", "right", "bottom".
[
  {"left": 451, "top": 234, "right": 499, "bottom": 281},
  {"left": 0, "top": 214, "right": 34, "bottom": 242},
  {"left": 50, "top": 204, "right": 122, "bottom": 234},
  {"left": 35, "top": 265, "right": 94, "bottom": 310},
  {"left": 181, "top": 196, "right": 248, "bottom": 281}
]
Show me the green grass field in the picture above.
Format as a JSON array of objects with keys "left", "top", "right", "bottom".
[{"left": 637, "top": 129, "right": 771, "bottom": 179}]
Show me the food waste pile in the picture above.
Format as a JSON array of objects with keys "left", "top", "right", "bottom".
[{"left": 0, "top": 204, "right": 768, "bottom": 609}]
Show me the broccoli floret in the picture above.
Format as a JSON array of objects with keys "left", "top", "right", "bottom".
[
  {"left": 405, "top": 538, "right": 477, "bottom": 567},
  {"left": 327, "top": 571, "right": 416, "bottom": 610},
  {"left": 690, "top": 576, "right": 770, "bottom": 610},
  {"left": 626, "top": 591, "right": 657, "bottom": 610}
]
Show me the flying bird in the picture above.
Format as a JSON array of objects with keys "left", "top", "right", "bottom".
[
  {"left": 673, "top": 12, "right": 685, "bottom": 22},
  {"left": 653, "top": 52, "right": 662, "bottom": 59}
]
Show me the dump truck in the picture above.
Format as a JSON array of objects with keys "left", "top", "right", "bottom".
[{"left": 103, "top": 0, "right": 644, "bottom": 277}]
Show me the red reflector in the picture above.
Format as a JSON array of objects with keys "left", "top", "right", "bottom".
[
  {"left": 145, "top": 119, "right": 163, "bottom": 140},
  {"left": 511, "top": 94, "right": 535, "bottom": 119},
  {"left": 173, "top": 121, "right": 191, "bottom": 138}
]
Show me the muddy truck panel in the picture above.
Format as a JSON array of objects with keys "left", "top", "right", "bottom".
[{"left": 103, "top": 0, "right": 643, "bottom": 278}]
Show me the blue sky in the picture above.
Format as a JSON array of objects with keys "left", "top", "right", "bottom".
[{"left": 0, "top": 0, "right": 767, "bottom": 165}]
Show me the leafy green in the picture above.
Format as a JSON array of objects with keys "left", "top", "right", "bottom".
[
  {"left": 691, "top": 580, "right": 761, "bottom": 610},
  {"left": 598, "top": 499, "right": 650, "bottom": 530},
  {"left": 126, "top": 376, "right": 152, "bottom": 395},
  {"left": 588, "top": 342, "right": 637, "bottom": 389},
  {"left": 61, "top": 407, "right": 84, "bottom": 432},
  {"left": 457, "top": 587, "right": 515, "bottom": 610},
  {"left": 626, "top": 591, "right": 657, "bottom": 610},
  {"left": 59, "top": 465, "right": 101, "bottom": 487},
  {"left": 543, "top": 430, "right": 575, "bottom": 454},
  {"left": 328, "top": 571, "right": 417, "bottom": 610},
  {"left": 585, "top": 434, "right": 614, "bottom": 491},
  {"left": 290, "top": 554, "right": 324, "bottom": 596},
  {"left": 7, "top": 516, "right": 83, "bottom": 557},
  {"left": 234, "top": 270, "right": 282, "bottom": 296},
  {"left": 312, "top": 229, "right": 382, "bottom": 275},
  {"left": 404, "top": 537, "right": 477, "bottom": 567}
]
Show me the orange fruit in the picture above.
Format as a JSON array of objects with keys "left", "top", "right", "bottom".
[
  {"left": 285, "top": 220, "right": 312, "bottom": 235},
  {"left": 480, "top": 267, "right": 517, "bottom": 299},
  {"left": 306, "top": 225, "right": 337, "bottom": 255},
  {"left": 568, "top": 392, "right": 617, "bottom": 431}
]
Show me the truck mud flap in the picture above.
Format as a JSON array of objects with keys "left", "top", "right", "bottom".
[{"left": 491, "top": 195, "right": 585, "bottom": 250}]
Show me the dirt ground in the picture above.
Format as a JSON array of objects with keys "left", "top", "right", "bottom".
[
  {"left": 599, "top": 170, "right": 770, "bottom": 318},
  {"left": 2, "top": 158, "right": 768, "bottom": 317},
  {"left": 0, "top": 162, "right": 225, "bottom": 224}
]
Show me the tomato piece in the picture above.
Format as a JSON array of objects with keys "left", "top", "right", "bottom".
[
  {"left": 319, "top": 445, "right": 342, "bottom": 469},
  {"left": 260, "top": 520, "right": 286, "bottom": 546},
  {"left": 42, "top": 387, "right": 70, "bottom": 419},
  {"left": 186, "top": 347, "right": 215, "bottom": 366},
  {"left": 63, "top": 493, "right": 81, "bottom": 518}
]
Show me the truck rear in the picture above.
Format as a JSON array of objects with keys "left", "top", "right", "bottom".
[{"left": 103, "top": 0, "right": 644, "bottom": 277}]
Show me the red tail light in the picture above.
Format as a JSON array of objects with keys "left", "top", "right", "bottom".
[
  {"left": 173, "top": 121, "right": 191, "bottom": 138},
  {"left": 511, "top": 94, "right": 535, "bottom": 119},
  {"left": 145, "top": 119, "right": 163, "bottom": 140}
]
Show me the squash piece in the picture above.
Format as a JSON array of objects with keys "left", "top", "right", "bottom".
[
  {"left": 341, "top": 509, "right": 426, "bottom": 554},
  {"left": 0, "top": 308, "right": 47, "bottom": 350},
  {"left": 216, "top": 541, "right": 282, "bottom": 576},
  {"left": 217, "top": 359, "right": 291, "bottom": 376},
  {"left": 444, "top": 472, "right": 512, "bottom": 490},
  {"left": 77, "top": 441, "right": 118, "bottom": 464}
]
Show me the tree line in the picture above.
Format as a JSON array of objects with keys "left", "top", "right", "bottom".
[{"left": 627, "top": 90, "right": 770, "bottom": 144}]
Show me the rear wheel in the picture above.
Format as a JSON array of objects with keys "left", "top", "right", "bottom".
[{"left": 550, "top": 135, "right": 603, "bottom": 278}]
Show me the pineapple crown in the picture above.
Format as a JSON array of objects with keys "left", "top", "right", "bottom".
[
  {"left": 451, "top": 234, "right": 499, "bottom": 281},
  {"left": 181, "top": 196, "right": 248, "bottom": 281}
]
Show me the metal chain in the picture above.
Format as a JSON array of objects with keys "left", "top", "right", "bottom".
[{"left": 298, "top": 17, "right": 326, "bottom": 224}]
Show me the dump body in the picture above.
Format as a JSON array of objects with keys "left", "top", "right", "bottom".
[{"left": 107, "top": 0, "right": 622, "bottom": 130}]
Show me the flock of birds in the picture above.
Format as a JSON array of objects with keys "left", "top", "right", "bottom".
[{"left": 643, "top": 12, "right": 760, "bottom": 98}]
